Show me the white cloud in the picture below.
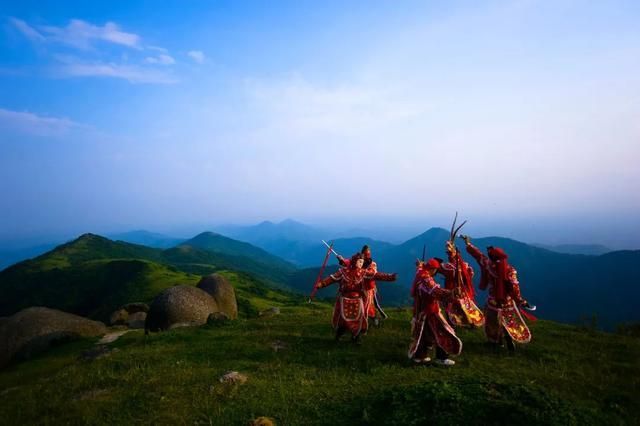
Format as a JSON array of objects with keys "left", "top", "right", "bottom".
[
  {"left": 0, "top": 108, "right": 86, "bottom": 137},
  {"left": 39, "top": 19, "right": 141, "bottom": 50},
  {"left": 187, "top": 50, "right": 205, "bottom": 64},
  {"left": 9, "top": 17, "right": 141, "bottom": 50},
  {"left": 145, "top": 54, "right": 175, "bottom": 65},
  {"left": 55, "top": 60, "right": 178, "bottom": 84},
  {"left": 9, "top": 18, "right": 45, "bottom": 42},
  {"left": 146, "top": 45, "right": 168, "bottom": 53}
]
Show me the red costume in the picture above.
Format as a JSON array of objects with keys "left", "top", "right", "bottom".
[
  {"left": 317, "top": 253, "right": 396, "bottom": 341},
  {"left": 465, "top": 241, "right": 533, "bottom": 348},
  {"left": 408, "top": 259, "right": 462, "bottom": 362},
  {"left": 438, "top": 246, "right": 484, "bottom": 328},
  {"left": 338, "top": 246, "right": 383, "bottom": 320}
]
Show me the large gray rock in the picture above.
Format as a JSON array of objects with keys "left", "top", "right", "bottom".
[
  {"left": 109, "top": 309, "right": 128, "bottom": 326},
  {"left": 197, "top": 274, "right": 238, "bottom": 319},
  {"left": 122, "top": 302, "right": 149, "bottom": 314},
  {"left": 0, "top": 307, "right": 107, "bottom": 369},
  {"left": 126, "top": 312, "right": 147, "bottom": 329},
  {"left": 145, "top": 285, "right": 218, "bottom": 333},
  {"left": 109, "top": 302, "right": 150, "bottom": 326}
]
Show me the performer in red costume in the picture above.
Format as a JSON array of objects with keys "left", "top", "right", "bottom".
[
  {"left": 438, "top": 239, "right": 485, "bottom": 328},
  {"left": 338, "top": 245, "right": 387, "bottom": 326},
  {"left": 316, "top": 253, "right": 396, "bottom": 344},
  {"left": 409, "top": 258, "right": 462, "bottom": 366},
  {"left": 462, "top": 235, "right": 536, "bottom": 351}
]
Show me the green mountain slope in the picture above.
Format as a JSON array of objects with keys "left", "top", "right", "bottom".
[
  {"left": 0, "top": 308, "right": 638, "bottom": 424},
  {"left": 0, "top": 233, "right": 299, "bottom": 319},
  {"left": 185, "top": 232, "right": 295, "bottom": 267}
]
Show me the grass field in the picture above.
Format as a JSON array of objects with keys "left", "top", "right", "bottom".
[{"left": 1, "top": 301, "right": 638, "bottom": 425}]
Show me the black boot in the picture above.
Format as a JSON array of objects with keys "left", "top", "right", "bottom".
[{"left": 505, "top": 333, "right": 516, "bottom": 353}]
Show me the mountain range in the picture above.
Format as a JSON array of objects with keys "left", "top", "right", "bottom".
[{"left": 1, "top": 223, "right": 638, "bottom": 329}]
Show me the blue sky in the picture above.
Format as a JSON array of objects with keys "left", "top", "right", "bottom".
[{"left": 0, "top": 0, "right": 639, "bottom": 248}]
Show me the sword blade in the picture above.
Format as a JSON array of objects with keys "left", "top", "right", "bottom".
[{"left": 321, "top": 240, "right": 339, "bottom": 256}]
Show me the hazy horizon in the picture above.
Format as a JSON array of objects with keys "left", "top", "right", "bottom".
[
  {"left": 1, "top": 214, "right": 638, "bottom": 252},
  {"left": 1, "top": 1, "right": 639, "bottom": 250}
]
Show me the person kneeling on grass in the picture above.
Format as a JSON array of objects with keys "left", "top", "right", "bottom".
[{"left": 408, "top": 258, "right": 462, "bottom": 366}]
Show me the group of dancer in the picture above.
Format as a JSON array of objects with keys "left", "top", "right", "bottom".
[{"left": 312, "top": 217, "right": 536, "bottom": 366}]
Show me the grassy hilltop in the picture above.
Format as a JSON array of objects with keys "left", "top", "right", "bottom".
[
  {"left": 1, "top": 296, "right": 639, "bottom": 425},
  {"left": 1, "top": 232, "right": 639, "bottom": 424}
]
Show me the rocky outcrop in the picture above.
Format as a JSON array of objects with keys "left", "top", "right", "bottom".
[
  {"left": 0, "top": 307, "right": 107, "bottom": 369},
  {"left": 196, "top": 274, "right": 238, "bottom": 319},
  {"left": 109, "top": 302, "right": 150, "bottom": 326},
  {"left": 145, "top": 285, "right": 218, "bottom": 333},
  {"left": 126, "top": 312, "right": 146, "bottom": 329}
]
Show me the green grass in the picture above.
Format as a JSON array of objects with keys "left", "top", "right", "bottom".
[
  {"left": 1, "top": 304, "right": 638, "bottom": 425},
  {"left": 0, "top": 233, "right": 302, "bottom": 319}
]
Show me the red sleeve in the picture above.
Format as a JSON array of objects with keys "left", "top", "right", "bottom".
[
  {"left": 466, "top": 243, "right": 486, "bottom": 264},
  {"left": 317, "top": 270, "right": 342, "bottom": 288},
  {"left": 438, "top": 262, "right": 455, "bottom": 281},
  {"left": 507, "top": 268, "right": 525, "bottom": 303},
  {"left": 417, "top": 279, "right": 453, "bottom": 302},
  {"left": 371, "top": 271, "right": 396, "bottom": 282}
]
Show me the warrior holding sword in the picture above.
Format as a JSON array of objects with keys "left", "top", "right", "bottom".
[
  {"left": 461, "top": 234, "right": 537, "bottom": 351},
  {"left": 437, "top": 214, "right": 485, "bottom": 328},
  {"left": 311, "top": 242, "right": 397, "bottom": 344},
  {"left": 334, "top": 244, "right": 388, "bottom": 327}
]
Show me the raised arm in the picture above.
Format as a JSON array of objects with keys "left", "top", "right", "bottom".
[
  {"left": 370, "top": 271, "right": 397, "bottom": 282},
  {"left": 463, "top": 238, "right": 487, "bottom": 265},
  {"left": 316, "top": 270, "right": 343, "bottom": 289}
]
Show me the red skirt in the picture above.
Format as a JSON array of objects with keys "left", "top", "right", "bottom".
[
  {"left": 484, "top": 300, "right": 531, "bottom": 344},
  {"left": 408, "top": 309, "right": 462, "bottom": 359},
  {"left": 446, "top": 294, "right": 485, "bottom": 328},
  {"left": 332, "top": 295, "right": 368, "bottom": 336}
]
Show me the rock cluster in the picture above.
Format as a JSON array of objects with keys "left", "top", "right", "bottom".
[
  {"left": 0, "top": 307, "right": 107, "bottom": 368},
  {"left": 109, "top": 302, "right": 149, "bottom": 329},
  {"left": 145, "top": 274, "right": 238, "bottom": 333}
]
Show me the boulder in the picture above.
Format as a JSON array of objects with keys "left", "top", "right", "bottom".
[
  {"left": 109, "top": 302, "right": 149, "bottom": 326},
  {"left": 207, "top": 312, "right": 230, "bottom": 325},
  {"left": 109, "top": 309, "right": 128, "bottom": 326},
  {"left": 196, "top": 274, "right": 238, "bottom": 319},
  {"left": 145, "top": 285, "right": 218, "bottom": 333},
  {"left": 126, "top": 312, "right": 146, "bottom": 329},
  {"left": 122, "top": 302, "right": 149, "bottom": 314},
  {"left": 0, "top": 307, "right": 107, "bottom": 369}
]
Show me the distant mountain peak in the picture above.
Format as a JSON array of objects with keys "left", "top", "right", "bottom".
[
  {"left": 193, "top": 231, "right": 223, "bottom": 239},
  {"left": 76, "top": 233, "right": 103, "bottom": 240}
]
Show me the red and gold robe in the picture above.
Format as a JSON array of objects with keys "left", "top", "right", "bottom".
[
  {"left": 438, "top": 253, "right": 484, "bottom": 328},
  {"left": 339, "top": 257, "right": 381, "bottom": 318},
  {"left": 317, "top": 266, "right": 395, "bottom": 337},
  {"left": 408, "top": 268, "right": 462, "bottom": 360},
  {"left": 466, "top": 243, "right": 532, "bottom": 344}
]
